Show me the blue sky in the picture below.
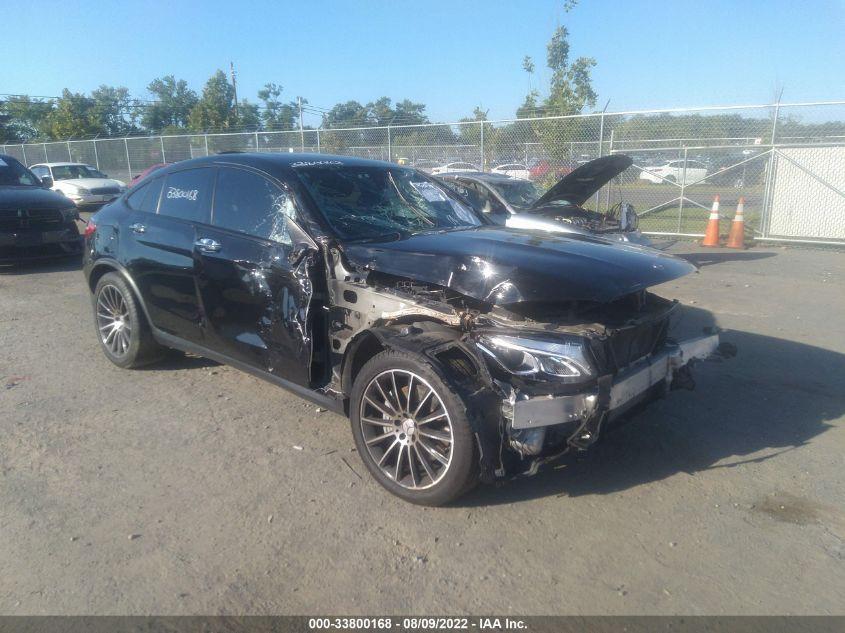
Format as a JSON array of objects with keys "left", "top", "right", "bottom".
[{"left": 3, "top": 0, "right": 844, "bottom": 125}]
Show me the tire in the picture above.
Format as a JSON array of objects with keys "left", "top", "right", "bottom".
[
  {"left": 93, "top": 272, "right": 164, "bottom": 369},
  {"left": 349, "top": 349, "right": 478, "bottom": 506}
]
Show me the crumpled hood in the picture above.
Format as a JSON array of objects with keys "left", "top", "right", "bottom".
[
  {"left": 530, "top": 154, "right": 633, "bottom": 209},
  {"left": 0, "top": 186, "right": 73, "bottom": 210},
  {"left": 342, "top": 226, "right": 695, "bottom": 305}
]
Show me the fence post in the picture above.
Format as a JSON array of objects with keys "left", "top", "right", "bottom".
[
  {"left": 66, "top": 141, "right": 72, "bottom": 162},
  {"left": 316, "top": 128, "right": 321, "bottom": 154},
  {"left": 603, "top": 129, "right": 615, "bottom": 213},
  {"left": 92, "top": 140, "right": 100, "bottom": 169},
  {"left": 387, "top": 125, "right": 392, "bottom": 162},
  {"left": 677, "top": 146, "right": 688, "bottom": 234},
  {"left": 204, "top": 134, "right": 209, "bottom": 157},
  {"left": 160, "top": 136, "right": 166, "bottom": 162},
  {"left": 479, "top": 121, "right": 484, "bottom": 172},
  {"left": 594, "top": 111, "right": 606, "bottom": 210},
  {"left": 760, "top": 100, "right": 782, "bottom": 239},
  {"left": 21, "top": 144, "right": 27, "bottom": 165},
  {"left": 254, "top": 131, "right": 260, "bottom": 153},
  {"left": 124, "top": 138, "right": 132, "bottom": 179}
]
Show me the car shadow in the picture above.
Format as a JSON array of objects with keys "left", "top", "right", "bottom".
[
  {"left": 675, "top": 251, "right": 778, "bottom": 267},
  {"left": 137, "top": 351, "right": 220, "bottom": 371},
  {"left": 459, "top": 308, "right": 843, "bottom": 507},
  {"left": 0, "top": 254, "right": 83, "bottom": 275}
]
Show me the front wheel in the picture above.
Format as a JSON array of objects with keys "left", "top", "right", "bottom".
[{"left": 349, "top": 350, "right": 478, "bottom": 506}]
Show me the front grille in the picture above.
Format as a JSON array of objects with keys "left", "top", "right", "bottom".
[
  {"left": 89, "top": 186, "right": 120, "bottom": 195},
  {"left": 0, "top": 208, "right": 64, "bottom": 231}
]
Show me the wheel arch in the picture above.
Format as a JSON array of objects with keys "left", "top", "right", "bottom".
[{"left": 88, "top": 259, "right": 154, "bottom": 327}]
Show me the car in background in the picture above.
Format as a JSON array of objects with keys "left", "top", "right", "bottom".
[
  {"left": 0, "top": 154, "right": 82, "bottom": 262},
  {"left": 438, "top": 154, "right": 650, "bottom": 246},
  {"left": 129, "top": 163, "right": 170, "bottom": 188},
  {"left": 491, "top": 163, "right": 530, "bottom": 179},
  {"left": 639, "top": 159, "right": 708, "bottom": 185},
  {"left": 29, "top": 162, "right": 127, "bottom": 208},
  {"left": 430, "top": 161, "right": 480, "bottom": 175},
  {"left": 82, "top": 152, "right": 719, "bottom": 505},
  {"left": 411, "top": 159, "right": 440, "bottom": 174}
]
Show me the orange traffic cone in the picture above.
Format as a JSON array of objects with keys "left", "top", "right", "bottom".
[
  {"left": 726, "top": 196, "right": 746, "bottom": 249},
  {"left": 701, "top": 195, "right": 721, "bottom": 247}
]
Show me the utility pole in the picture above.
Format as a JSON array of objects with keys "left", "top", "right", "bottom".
[
  {"left": 298, "top": 96, "right": 305, "bottom": 151},
  {"left": 230, "top": 61, "right": 239, "bottom": 118}
]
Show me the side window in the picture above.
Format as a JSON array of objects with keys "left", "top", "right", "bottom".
[
  {"left": 31, "top": 166, "right": 47, "bottom": 178},
  {"left": 212, "top": 167, "right": 295, "bottom": 244},
  {"left": 158, "top": 168, "right": 214, "bottom": 223},
  {"left": 126, "top": 177, "right": 164, "bottom": 213}
]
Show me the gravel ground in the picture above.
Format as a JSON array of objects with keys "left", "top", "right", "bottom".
[{"left": 0, "top": 240, "right": 843, "bottom": 615}]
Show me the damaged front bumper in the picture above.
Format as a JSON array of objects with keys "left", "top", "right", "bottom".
[{"left": 504, "top": 333, "right": 720, "bottom": 456}]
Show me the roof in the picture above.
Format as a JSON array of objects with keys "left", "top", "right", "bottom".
[{"left": 173, "top": 152, "right": 396, "bottom": 172}]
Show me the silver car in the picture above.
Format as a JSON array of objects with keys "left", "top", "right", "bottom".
[{"left": 437, "top": 155, "right": 650, "bottom": 246}]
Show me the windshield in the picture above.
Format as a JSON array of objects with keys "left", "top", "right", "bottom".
[
  {"left": 295, "top": 165, "right": 481, "bottom": 240},
  {"left": 487, "top": 179, "right": 542, "bottom": 210},
  {"left": 0, "top": 157, "right": 40, "bottom": 186},
  {"left": 51, "top": 165, "right": 101, "bottom": 180}
]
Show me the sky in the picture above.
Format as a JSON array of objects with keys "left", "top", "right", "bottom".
[{"left": 3, "top": 0, "right": 844, "bottom": 126}]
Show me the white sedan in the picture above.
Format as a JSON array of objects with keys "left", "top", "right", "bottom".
[
  {"left": 29, "top": 163, "right": 127, "bottom": 208},
  {"left": 491, "top": 163, "right": 531, "bottom": 180},
  {"left": 639, "top": 159, "right": 708, "bottom": 185},
  {"left": 430, "top": 161, "right": 480, "bottom": 175}
]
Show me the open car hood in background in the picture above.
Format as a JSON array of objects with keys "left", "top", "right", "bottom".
[
  {"left": 529, "top": 154, "right": 633, "bottom": 209},
  {"left": 342, "top": 225, "right": 695, "bottom": 306}
]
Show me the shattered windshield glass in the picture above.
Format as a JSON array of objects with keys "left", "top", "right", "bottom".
[
  {"left": 294, "top": 165, "right": 481, "bottom": 240},
  {"left": 486, "top": 179, "right": 542, "bottom": 210}
]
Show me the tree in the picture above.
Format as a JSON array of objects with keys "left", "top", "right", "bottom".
[
  {"left": 142, "top": 76, "right": 197, "bottom": 131},
  {"left": 188, "top": 70, "right": 237, "bottom": 132},
  {"left": 522, "top": 17, "right": 599, "bottom": 166},
  {"left": 44, "top": 90, "right": 102, "bottom": 139},
  {"left": 90, "top": 85, "right": 137, "bottom": 136},
  {"left": 257, "top": 83, "right": 298, "bottom": 131},
  {"left": 0, "top": 96, "right": 53, "bottom": 141}
]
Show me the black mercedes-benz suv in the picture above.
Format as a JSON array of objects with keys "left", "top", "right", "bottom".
[
  {"left": 0, "top": 154, "right": 82, "bottom": 262},
  {"left": 83, "top": 153, "right": 720, "bottom": 505}
]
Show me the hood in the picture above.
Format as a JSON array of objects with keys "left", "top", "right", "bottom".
[
  {"left": 0, "top": 186, "right": 74, "bottom": 211},
  {"left": 342, "top": 225, "right": 695, "bottom": 306},
  {"left": 530, "top": 154, "right": 633, "bottom": 209},
  {"left": 55, "top": 178, "right": 124, "bottom": 189}
]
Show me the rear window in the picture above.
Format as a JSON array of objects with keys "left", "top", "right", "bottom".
[{"left": 158, "top": 168, "right": 214, "bottom": 223}]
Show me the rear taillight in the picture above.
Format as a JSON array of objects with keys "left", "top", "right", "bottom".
[{"left": 84, "top": 220, "right": 97, "bottom": 238}]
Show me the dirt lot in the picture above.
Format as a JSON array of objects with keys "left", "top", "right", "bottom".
[{"left": 0, "top": 239, "right": 843, "bottom": 615}]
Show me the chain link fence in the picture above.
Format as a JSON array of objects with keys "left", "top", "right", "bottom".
[{"left": 4, "top": 101, "right": 844, "bottom": 244}]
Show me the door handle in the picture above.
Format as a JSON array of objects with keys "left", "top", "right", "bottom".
[
  {"left": 129, "top": 222, "right": 146, "bottom": 234},
  {"left": 194, "top": 237, "right": 222, "bottom": 253}
]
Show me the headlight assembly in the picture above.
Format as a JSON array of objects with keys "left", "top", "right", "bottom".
[{"left": 477, "top": 335, "right": 594, "bottom": 382}]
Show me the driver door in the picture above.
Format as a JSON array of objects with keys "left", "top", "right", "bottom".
[{"left": 194, "top": 165, "right": 317, "bottom": 387}]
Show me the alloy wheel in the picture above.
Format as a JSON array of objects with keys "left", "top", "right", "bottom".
[
  {"left": 96, "top": 284, "right": 132, "bottom": 357},
  {"left": 359, "top": 369, "right": 454, "bottom": 490}
]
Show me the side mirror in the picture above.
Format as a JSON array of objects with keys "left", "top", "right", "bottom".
[{"left": 41, "top": 175, "right": 54, "bottom": 188}]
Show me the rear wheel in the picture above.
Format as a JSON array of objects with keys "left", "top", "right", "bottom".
[
  {"left": 350, "top": 350, "right": 478, "bottom": 506},
  {"left": 93, "top": 272, "right": 164, "bottom": 368}
]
